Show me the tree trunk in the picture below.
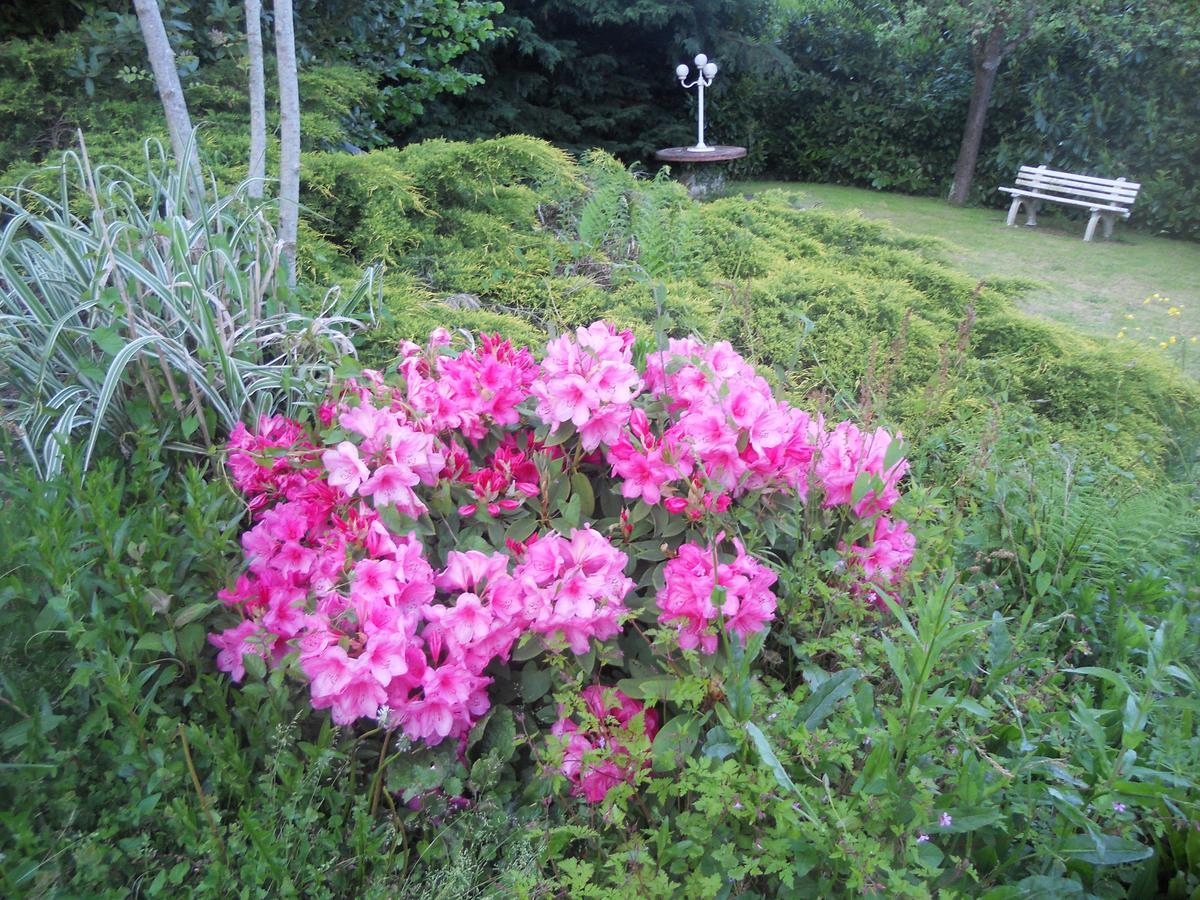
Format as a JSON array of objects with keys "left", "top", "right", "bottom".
[
  {"left": 245, "top": 0, "right": 267, "bottom": 200},
  {"left": 948, "top": 25, "right": 1005, "bottom": 206},
  {"left": 133, "top": 0, "right": 202, "bottom": 190},
  {"left": 274, "top": 0, "right": 301, "bottom": 287}
]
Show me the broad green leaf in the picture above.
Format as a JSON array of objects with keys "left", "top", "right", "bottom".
[
  {"left": 570, "top": 473, "right": 595, "bottom": 519},
  {"left": 652, "top": 714, "right": 702, "bottom": 772},
  {"left": 1060, "top": 833, "right": 1153, "bottom": 866},
  {"left": 795, "top": 668, "right": 861, "bottom": 730},
  {"left": 745, "top": 721, "right": 797, "bottom": 794},
  {"left": 519, "top": 665, "right": 553, "bottom": 702}
]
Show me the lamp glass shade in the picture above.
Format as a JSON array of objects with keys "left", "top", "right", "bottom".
[
  {"left": 675, "top": 64, "right": 689, "bottom": 78},
  {"left": 694, "top": 53, "right": 708, "bottom": 67},
  {"left": 703, "top": 62, "right": 718, "bottom": 77}
]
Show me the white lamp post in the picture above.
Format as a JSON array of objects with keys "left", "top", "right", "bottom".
[{"left": 675, "top": 53, "right": 719, "bottom": 152}]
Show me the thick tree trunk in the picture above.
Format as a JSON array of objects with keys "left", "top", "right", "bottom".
[
  {"left": 274, "top": 0, "right": 300, "bottom": 287},
  {"left": 948, "top": 26, "right": 1005, "bottom": 206},
  {"left": 133, "top": 0, "right": 201, "bottom": 190},
  {"left": 245, "top": 0, "right": 267, "bottom": 200}
]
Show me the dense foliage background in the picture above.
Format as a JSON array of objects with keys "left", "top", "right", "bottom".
[{"left": 3, "top": 0, "right": 1198, "bottom": 234}]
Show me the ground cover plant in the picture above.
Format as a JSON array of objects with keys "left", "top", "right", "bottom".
[
  {"left": 2, "top": 139, "right": 1199, "bottom": 898},
  {"left": 735, "top": 181, "right": 1200, "bottom": 377}
]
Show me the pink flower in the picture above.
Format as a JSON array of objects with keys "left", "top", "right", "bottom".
[
  {"left": 323, "top": 441, "right": 369, "bottom": 496},
  {"left": 208, "top": 620, "right": 266, "bottom": 682}
]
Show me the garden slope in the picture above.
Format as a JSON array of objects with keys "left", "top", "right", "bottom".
[{"left": 300, "top": 137, "right": 1199, "bottom": 480}]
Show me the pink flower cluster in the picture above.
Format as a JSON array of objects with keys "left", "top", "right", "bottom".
[
  {"left": 657, "top": 538, "right": 778, "bottom": 654},
  {"left": 552, "top": 686, "right": 660, "bottom": 803},
  {"left": 842, "top": 516, "right": 916, "bottom": 609},
  {"left": 815, "top": 421, "right": 909, "bottom": 517},
  {"left": 399, "top": 331, "right": 539, "bottom": 440},
  {"left": 609, "top": 338, "right": 819, "bottom": 514},
  {"left": 211, "top": 322, "right": 917, "bottom": 759},
  {"left": 531, "top": 322, "right": 643, "bottom": 451}
]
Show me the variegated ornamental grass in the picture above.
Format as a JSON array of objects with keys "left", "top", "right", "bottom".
[{"left": 0, "top": 142, "right": 372, "bottom": 478}]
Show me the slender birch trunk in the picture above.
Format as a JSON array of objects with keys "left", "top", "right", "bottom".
[
  {"left": 273, "top": 0, "right": 300, "bottom": 287},
  {"left": 133, "top": 0, "right": 202, "bottom": 191},
  {"left": 245, "top": 0, "right": 267, "bottom": 200}
]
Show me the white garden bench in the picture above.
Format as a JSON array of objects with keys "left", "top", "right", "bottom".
[{"left": 999, "top": 165, "right": 1140, "bottom": 241}]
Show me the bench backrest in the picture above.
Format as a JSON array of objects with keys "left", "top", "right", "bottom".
[{"left": 1015, "top": 165, "right": 1140, "bottom": 208}]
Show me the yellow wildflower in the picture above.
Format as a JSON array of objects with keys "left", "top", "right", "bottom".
[
  {"left": 1124, "top": 313, "right": 1135, "bottom": 320},
  {"left": 1169, "top": 336, "right": 1177, "bottom": 345},
  {"left": 1160, "top": 341, "right": 1169, "bottom": 349},
  {"left": 1168, "top": 306, "right": 1181, "bottom": 316}
]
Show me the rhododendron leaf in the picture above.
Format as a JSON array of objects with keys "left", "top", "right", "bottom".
[
  {"left": 560, "top": 495, "right": 581, "bottom": 529},
  {"left": 570, "top": 473, "right": 595, "bottom": 519},
  {"left": 795, "top": 668, "right": 862, "bottom": 731},
  {"left": 652, "top": 714, "right": 702, "bottom": 772},
  {"left": 850, "top": 471, "right": 874, "bottom": 507},
  {"left": 576, "top": 649, "right": 596, "bottom": 677},
  {"left": 520, "top": 665, "right": 553, "bottom": 702},
  {"left": 616, "top": 675, "right": 676, "bottom": 701},
  {"left": 243, "top": 650, "right": 266, "bottom": 681},
  {"left": 511, "top": 635, "right": 544, "bottom": 662},
  {"left": 628, "top": 501, "right": 652, "bottom": 524},
  {"left": 479, "top": 707, "right": 516, "bottom": 761},
  {"left": 543, "top": 422, "right": 576, "bottom": 447},
  {"left": 505, "top": 516, "right": 537, "bottom": 544},
  {"left": 172, "top": 601, "right": 216, "bottom": 629},
  {"left": 701, "top": 725, "right": 737, "bottom": 760}
]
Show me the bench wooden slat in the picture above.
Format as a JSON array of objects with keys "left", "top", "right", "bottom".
[
  {"left": 1012, "top": 178, "right": 1139, "bottom": 205},
  {"left": 1017, "top": 165, "right": 1141, "bottom": 190},
  {"left": 998, "top": 187, "right": 1132, "bottom": 215},
  {"left": 1015, "top": 171, "right": 1139, "bottom": 197}
]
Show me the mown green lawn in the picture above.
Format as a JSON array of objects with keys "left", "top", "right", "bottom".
[{"left": 733, "top": 182, "right": 1200, "bottom": 376}]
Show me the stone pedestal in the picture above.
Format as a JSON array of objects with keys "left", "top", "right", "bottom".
[{"left": 654, "top": 145, "right": 747, "bottom": 199}]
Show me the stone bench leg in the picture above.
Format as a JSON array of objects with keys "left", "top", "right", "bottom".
[
  {"left": 1005, "top": 197, "right": 1023, "bottom": 226},
  {"left": 1007, "top": 197, "right": 1041, "bottom": 227},
  {"left": 1084, "top": 210, "right": 1118, "bottom": 242}
]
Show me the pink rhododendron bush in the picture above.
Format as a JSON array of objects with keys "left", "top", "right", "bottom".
[{"left": 211, "top": 322, "right": 913, "bottom": 803}]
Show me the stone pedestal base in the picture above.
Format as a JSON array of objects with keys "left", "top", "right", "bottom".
[{"left": 654, "top": 145, "right": 747, "bottom": 200}]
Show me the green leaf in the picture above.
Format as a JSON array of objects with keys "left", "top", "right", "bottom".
[
  {"left": 933, "top": 809, "right": 1002, "bottom": 834},
  {"left": 519, "top": 665, "right": 553, "bottom": 702},
  {"left": 701, "top": 725, "right": 737, "bottom": 760},
  {"left": 652, "top": 714, "right": 702, "bottom": 772},
  {"left": 172, "top": 601, "right": 215, "bottom": 629},
  {"left": 543, "top": 422, "right": 576, "bottom": 447},
  {"left": 511, "top": 634, "right": 544, "bottom": 661},
  {"left": 616, "top": 675, "right": 677, "bottom": 701},
  {"left": 1059, "top": 833, "right": 1153, "bottom": 866},
  {"left": 795, "top": 668, "right": 861, "bottom": 731},
  {"left": 480, "top": 707, "right": 516, "bottom": 761},
  {"left": 1028, "top": 548, "right": 1046, "bottom": 572},
  {"left": 570, "top": 473, "right": 595, "bottom": 519},
  {"left": 505, "top": 516, "right": 537, "bottom": 544},
  {"left": 133, "top": 633, "right": 164, "bottom": 653},
  {"left": 745, "top": 721, "right": 797, "bottom": 794}
]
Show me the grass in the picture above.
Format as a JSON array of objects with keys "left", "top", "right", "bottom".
[{"left": 733, "top": 182, "right": 1200, "bottom": 376}]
